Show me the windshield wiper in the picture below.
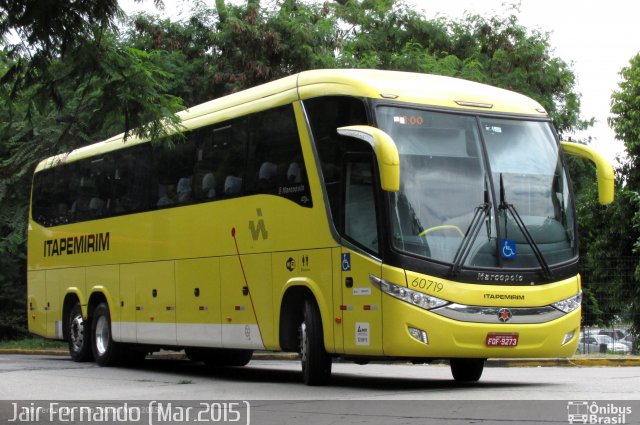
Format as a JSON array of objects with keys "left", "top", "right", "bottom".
[
  {"left": 498, "top": 174, "right": 552, "bottom": 279},
  {"left": 449, "top": 181, "right": 491, "bottom": 277}
]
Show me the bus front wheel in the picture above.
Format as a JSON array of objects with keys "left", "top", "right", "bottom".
[
  {"left": 450, "top": 358, "right": 485, "bottom": 382},
  {"left": 68, "top": 302, "right": 93, "bottom": 362},
  {"left": 300, "top": 299, "right": 332, "bottom": 386},
  {"left": 91, "top": 302, "right": 124, "bottom": 366}
]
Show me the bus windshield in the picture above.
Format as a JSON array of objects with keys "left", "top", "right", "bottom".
[{"left": 377, "top": 106, "right": 576, "bottom": 273}]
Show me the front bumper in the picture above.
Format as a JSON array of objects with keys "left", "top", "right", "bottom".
[{"left": 381, "top": 294, "right": 580, "bottom": 358}]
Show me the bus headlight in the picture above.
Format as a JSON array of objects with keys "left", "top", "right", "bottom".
[
  {"left": 369, "top": 274, "right": 450, "bottom": 310},
  {"left": 552, "top": 291, "right": 582, "bottom": 313}
]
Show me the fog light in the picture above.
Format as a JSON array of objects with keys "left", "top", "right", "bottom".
[
  {"left": 408, "top": 327, "right": 428, "bottom": 344},
  {"left": 562, "top": 330, "right": 576, "bottom": 346}
]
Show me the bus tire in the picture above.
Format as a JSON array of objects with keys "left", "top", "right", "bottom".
[
  {"left": 91, "top": 302, "right": 124, "bottom": 366},
  {"left": 68, "top": 302, "right": 93, "bottom": 362},
  {"left": 300, "top": 299, "right": 332, "bottom": 386},
  {"left": 450, "top": 358, "right": 485, "bottom": 382}
]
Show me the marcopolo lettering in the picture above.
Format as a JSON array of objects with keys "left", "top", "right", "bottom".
[
  {"left": 278, "top": 184, "right": 305, "bottom": 195},
  {"left": 476, "top": 272, "right": 524, "bottom": 283},
  {"left": 43, "top": 232, "right": 110, "bottom": 257}
]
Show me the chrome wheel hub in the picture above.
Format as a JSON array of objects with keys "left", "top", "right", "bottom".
[
  {"left": 95, "top": 315, "right": 110, "bottom": 356},
  {"left": 70, "top": 314, "right": 84, "bottom": 351}
]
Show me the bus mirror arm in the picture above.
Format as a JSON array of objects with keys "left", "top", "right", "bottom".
[
  {"left": 337, "top": 125, "right": 400, "bottom": 192},
  {"left": 561, "top": 141, "right": 615, "bottom": 205}
]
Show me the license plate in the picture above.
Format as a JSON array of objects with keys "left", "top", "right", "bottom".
[{"left": 486, "top": 333, "right": 519, "bottom": 347}]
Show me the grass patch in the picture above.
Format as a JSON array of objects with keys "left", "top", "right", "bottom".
[
  {"left": 177, "top": 379, "right": 193, "bottom": 385},
  {"left": 0, "top": 337, "right": 67, "bottom": 350}
]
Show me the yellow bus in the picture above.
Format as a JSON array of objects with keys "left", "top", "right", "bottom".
[{"left": 27, "top": 69, "right": 614, "bottom": 385}]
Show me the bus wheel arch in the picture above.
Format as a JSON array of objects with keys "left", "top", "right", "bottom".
[
  {"left": 279, "top": 285, "right": 332, "bottom": 385},
  {"left": 279, "top": 286, "right": 313, "bottom": 352},
  {"left": 62, "top": 293, "right": 81, "bottom": 341},
  {"left": 87, "top": 292, "right": 108, "bottom": 324}
]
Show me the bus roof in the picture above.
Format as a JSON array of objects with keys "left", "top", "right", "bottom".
[{"left": 35, "top": 69, "right": 547, "bottom": 172}]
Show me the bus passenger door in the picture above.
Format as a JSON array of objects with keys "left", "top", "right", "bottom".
[{"left": 340, "top": 157, "right": 383, "bottom": 356}]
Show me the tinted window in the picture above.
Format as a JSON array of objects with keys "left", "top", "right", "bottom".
[
  {"left": 31, "top": 104, "right": 311, "bottom": 227},
  {"left": 303, "top": 96, "right": 369, "bottom": 231},
  {"left": 344, "top": 159, "right": 379, "bottom": 253},
  {"left": 245, "top": 105, "right": 311, "bottom": 206}
]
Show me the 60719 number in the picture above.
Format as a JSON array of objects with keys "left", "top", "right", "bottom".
[{"left": 410, "top": 277, "right": 443, "bottom": 292}]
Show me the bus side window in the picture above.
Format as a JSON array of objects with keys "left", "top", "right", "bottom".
[
  {"left": 344, "top": 158, "right": 379, "bottom": 253},
  {"left": 194, "top": 128, "right": 217, "bottom": 201},
  {"left": 244, "top": 105, "right": 311, "bottom": 206},
  {"left": 113, "top": 145, "right": 155, "bottom": 214},
  {"left": 220, "top": 123, "right": 247, "bottom": 198},
  {"left": 303, "top": 96, "right": 369, "bottom": 227},
  {"left": 32, "top": 169, "right": 55, "bottom": 227}
]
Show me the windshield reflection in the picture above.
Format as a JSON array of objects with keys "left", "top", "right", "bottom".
[{"left": 377, "top": 107, "right": 576, "bottom": 273}]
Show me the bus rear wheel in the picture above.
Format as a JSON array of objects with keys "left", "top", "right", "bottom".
[
  {"left": 91, "top": 302, "right": 124, "bottom": 366},
  {"left": 300, "top": 299, "right": 332, "bottom": 386},
  {"left": 450, "top": 358, "right": 485, "bottom": 382},
  {"left": 68, "top": 302, "right": 93, "bottom": 362}
]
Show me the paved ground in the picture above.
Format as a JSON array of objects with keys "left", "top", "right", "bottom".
[
  {"left": 1, "top": 353, "right": 640, "bottom": 400},
  {"left": 2, "top": 347, "right": 640, "bottom": 367},
  {"left": 2, "top": 354, "right": 640, "bottom": 424}
]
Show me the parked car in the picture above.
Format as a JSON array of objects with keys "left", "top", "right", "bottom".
[
  {"left": 576, "top": 336, "right": 600, "bottom": 354},
  {"left": 594, "top": 335, "right": 630, "bottom": 354},
  {"left": 598, "top": 329, "right": 626, "bottom": 341},
  {"left": 620, "top": 334, "right": 636, "bottom": 352},
  {"left": 576, "top": 335, "right": 630, "bottom": 354}
]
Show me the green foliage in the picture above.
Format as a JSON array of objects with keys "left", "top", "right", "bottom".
[
  {"left": 600, "top": 53, "right": 640, "bottom": 334},
  {"left": 0, "top": 0, "right": 182, "bottom": 339},
  {"left": 0, "top": 337, "right": 66, "bottom": 350},
  {"left": 611, "top": 54, "right": 640, "bottom": 187},
  {"left": 328, "top": 1, "right": 584, "bottom": 133},
  {"left": 125, "top": 0, "right": 584, "bottom": 135},
  {"left": 576, "top": 185, "right": 640, "bottom": 328}
]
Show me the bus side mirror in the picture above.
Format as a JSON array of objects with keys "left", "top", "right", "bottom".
[
  {"left": 561, "top": 141, "right": 614, "bottom": 205},
  {"left": 337, "top": 125, "right": 400, "bottom": 192}
]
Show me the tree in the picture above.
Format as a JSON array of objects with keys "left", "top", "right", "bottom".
[
  {"left": 127, "top": 0, "right": 585, "bottom": 133},
  {"left": 0, "top": 0, "right": 181, "bottom": 339},
  {"left": 593, "top": 53, "right": 640, "bottom": 335},
  {"left": 611, "top": 54, "right": 640, "bottom": 188}
]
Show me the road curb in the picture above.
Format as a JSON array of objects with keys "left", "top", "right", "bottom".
[
  {"left": 486, "top": 357, "right": 640, "bottom": 367},
  {"left": 0, "top": 349, "right": 70, "bottom": 356},
  {"left": 2, "top": 349, "right": 640, "bottom": 367}
]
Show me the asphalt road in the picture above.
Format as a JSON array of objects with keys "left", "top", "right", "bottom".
[{"left": 1, "top": 355, "right": 639, "bottom": 424}]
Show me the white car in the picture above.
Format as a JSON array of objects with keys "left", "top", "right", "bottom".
[
  {"left": 593, "top": 335, "right": 630, "bottom": 354},
  {"left": 619, "top": 334, "right": 636, "bottom": 352}
]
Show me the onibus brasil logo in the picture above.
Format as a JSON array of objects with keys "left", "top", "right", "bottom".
[{"left": 567, "top": 401, "right": 632, "bottom": 424}]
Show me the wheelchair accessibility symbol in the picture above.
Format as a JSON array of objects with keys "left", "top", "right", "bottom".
[
  {"left": 501, "top": 239, "right": 517, "bottom": 260},
  {"left": 341, "top": 253, "right": 351, "bottom": 271}
]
